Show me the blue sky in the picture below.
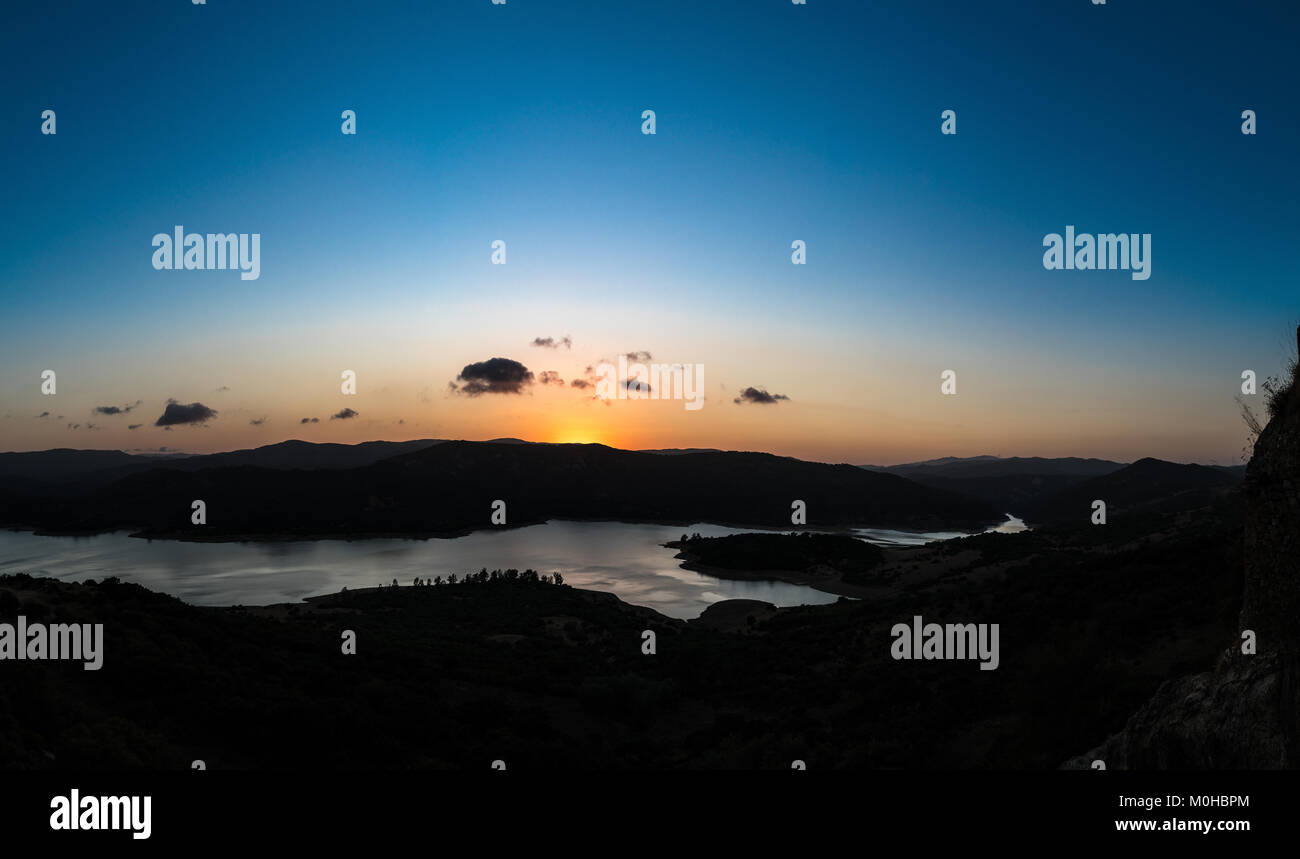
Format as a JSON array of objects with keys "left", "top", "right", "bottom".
[{"left": 1, "top": 0, "right": 1296, "bottom": 463}]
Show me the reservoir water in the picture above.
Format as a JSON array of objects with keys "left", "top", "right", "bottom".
[{"left": 0, "top": 518, "right": 1017, "bottom": 619}]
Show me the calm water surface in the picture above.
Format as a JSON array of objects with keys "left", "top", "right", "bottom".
[{"left": 0, "top": 518, "right": 1020, "bottom": 619}]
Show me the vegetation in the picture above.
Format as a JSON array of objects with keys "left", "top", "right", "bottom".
[
  {"left": 674, "top": 531, "right": 885, "bottom": 585},
  {"left": 0, "top": 495, "right": 1242, "bottom": 769}
]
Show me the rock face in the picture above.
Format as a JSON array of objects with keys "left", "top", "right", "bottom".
[
  {"left": 1067, "top": 327, "right": 1299, "bottom": 769},
  {"left": 1240, "top": 326, "right": 1300, "bottom": 654}
]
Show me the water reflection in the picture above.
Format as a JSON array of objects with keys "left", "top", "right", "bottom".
[{"left": 0, "top": 518, "right": 1010, "bottom": 619}]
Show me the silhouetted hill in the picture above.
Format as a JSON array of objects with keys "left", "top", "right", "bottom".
[
  {"left": 0, "top": 439, "right": 448, "bottom": 491},
  {"left": 861, "top": 455, "right": 1125, "bottom": 479},
  {"left": 0, "top": 441, "right": 1000, "bottom": 538},
  {"left": 1025, "top": 457, "right": 1241, "bottom": 526},
  {"left": 0, "top": 448, "right": 139, "bottom": 483},
  {"left": 859, "top": 456, "right": 1128, "bottom": 511},
  {"left": 158, "top": 438, "right": 446, "bottom": 471}
]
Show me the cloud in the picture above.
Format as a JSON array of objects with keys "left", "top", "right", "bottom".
[
  {"left": 531, "top": 335, "right": 572, "bottom": 350},
  {"left": 330, "top": 408, "right": 359, "bottom": 420},
  {"left": 155, "top": 399, "right": 217, "bottom": 426},
  {"left": 624, "top": 351, "right": 653, "bottom": 362},
  {"left": 623, "top": 378, "right": 652, "bottom": 395},
  {"left": 733, "top": 386, "right": 789, "bottom": 405},
  {"left": 215, "top": 386, "right": 231, "bottom": 392},
  {"left": 570, "top": 379, "right": 592, "bottom": 390},
  {"left": 66, "top": 423, "right": 80, "bottom": 430},
  {"left": 128, "top": 424, "right": 142, "bottom": 430},
  {"left": 538, "top": 371, "right": 564, "bottom": 386},
  {"left": 450, "top": 357, "right": 534, "bottom": 396},
  {"left": 37, "top": 411, "right": 50, "bottom": 418},
  {"left": 249, "top": 417, "right": 267, "bottom": 426},
  {"left": 300, "top": 417, "right": 320, "bottom": 424},
  {"left": 93, "top": 400, "right": 142, "bottom": 416}
]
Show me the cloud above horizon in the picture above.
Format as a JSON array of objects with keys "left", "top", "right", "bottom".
[
  {"left": 330, "top": 407, "right": 359, "bottom": 420},
  {"left": 734, "top": 386, "right": 789, "bottom": 405},
  {"left": 531, "top": 335, "right": 572, "bottom": 350},
  {"left": 450, "top": 357, "right": 534, "bottom": 396},
  {"left": 93, "top": 400, "right": 142, "bottom": 416},
  {"left": 155, "top": 399, "right": 217, "bottom": 426}
]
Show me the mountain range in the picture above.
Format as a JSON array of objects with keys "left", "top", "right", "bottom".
[
  {"left": 860, "top": 454, "right": 1243, "bottom": 514},
  {"left": 0, "top": 441, "right": 1243, "bottom": 538}
]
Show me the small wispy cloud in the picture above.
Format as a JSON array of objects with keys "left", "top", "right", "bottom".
[{"left": 733, "top": 386, "right": 789, "bottom": 405}]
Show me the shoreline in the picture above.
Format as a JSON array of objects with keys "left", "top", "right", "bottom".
[
  {"left": 665, "top": 541, "right": 888, "bottom": 600},
  {"left": 1, "top": 515, "right": 993, "bottom": 545}
]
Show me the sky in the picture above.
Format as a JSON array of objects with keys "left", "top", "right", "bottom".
[{"left": 1, "top": 0, "right": 1296, "bottom": 466}]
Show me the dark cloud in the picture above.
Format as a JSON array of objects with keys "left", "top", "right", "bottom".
[
  {"left": 623, "top": 378, "right": 652, "bottom": 395},
  {"left": 128, "top": 424, "right": 142, "bottom": 430},
  {"left": 330, "top": 408, "right": 359, "bottom": 420},
  {"left": 733, "top": 387, "right": 789, "bottom": 405},
  {"left": 66, "top": 423, "right": 80, "bottom": 430},
  {"left": 624, "top": 351, "right": 653, "bottom": 362},
  {"left": 37, "top": 411, "right": 50, "bottom": 418},
  {"left": 538, "top": 371, "right": 564, "bottom": 386},
  {"left": 249, "top": 417, "right": 267, "bottom": 426},
  {"left": 531, "top": 336, "right": 572, "bottom": 350},
  {"left": 155, "top": 399, "right": 217, "bottom": 426},
  {"left": 450, "top": 357, "right": 534, "bottom": 396},
  {"left": 300, "top": 417, "right": 320, "bottom": 424},
  {"left": 93, "top": 400, "right": 142, "bottom": 416},
  {"left": 570, "top": 379, "right": 592, "bottom": 390}
]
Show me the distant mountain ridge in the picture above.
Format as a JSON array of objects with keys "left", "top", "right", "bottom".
[
  {"left": 859, "top": 455, "right": 1242, "bottom": 514},
  {"left": 0, "top": 440, "right": 1000, "bottom": 538},
  {"left": 0, "top": 439, "right": 447, "bottom": 490},
  {"left": 860, "top": 455, "right": 1127, "bottom": 478},
  {"left": 1023, "top": 457, "right": 1242, "bottom": 526}
]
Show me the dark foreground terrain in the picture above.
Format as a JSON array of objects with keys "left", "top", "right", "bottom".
[{"left": 0, "top": 498, "right": 1242, "bottom": 770}]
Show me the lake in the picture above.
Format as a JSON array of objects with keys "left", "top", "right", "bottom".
[{"left": 0, "top": 518, "right": 1017, "bottom": 619}]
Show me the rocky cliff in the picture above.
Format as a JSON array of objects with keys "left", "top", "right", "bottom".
[{"left": 1066, "top": 326, "right": 1300, "bottom": 769}]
